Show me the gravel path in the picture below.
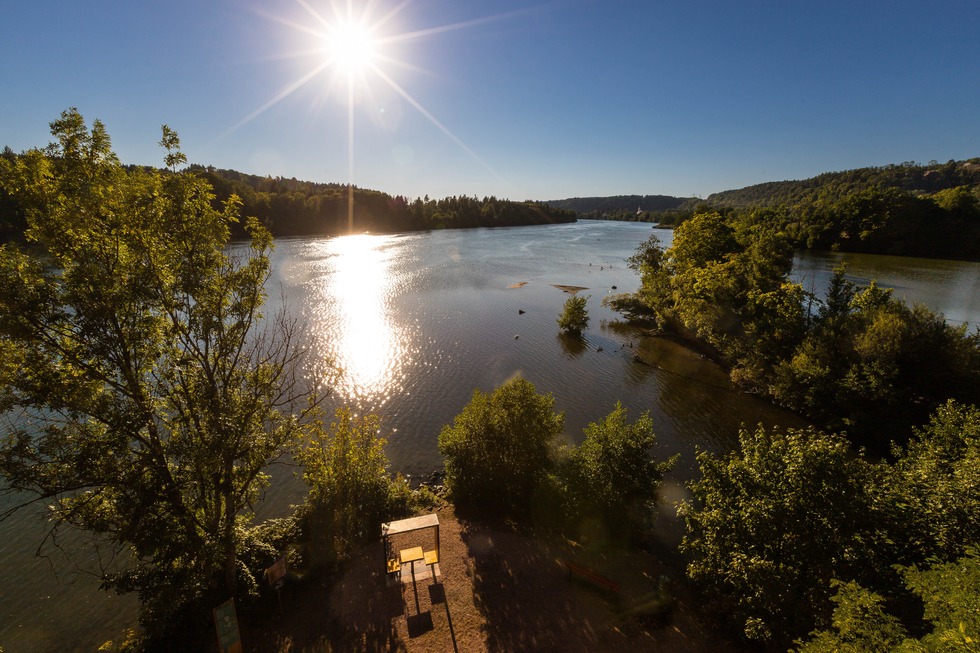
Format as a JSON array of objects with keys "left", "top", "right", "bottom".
[{"left": 243, "top": 504, "right": 734, "bottom": 652}]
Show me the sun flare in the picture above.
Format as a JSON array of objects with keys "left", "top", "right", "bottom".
[
  {"left": 325, "top": 19, "right": 377, "bottom": 77},
  {"left": 225, "top": 0, "right": 527, "bottom": 212}
]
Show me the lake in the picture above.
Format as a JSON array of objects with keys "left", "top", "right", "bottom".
[{"left": 2, "top": 219, "right": 979, "bottom": 651}]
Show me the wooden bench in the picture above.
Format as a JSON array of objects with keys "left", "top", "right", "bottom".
[
  {"left": 424, "top": 550, "right": 439, "bottom": 579},
  {"left": 563, "top": 560, "right": 621, "bottom": 596}
]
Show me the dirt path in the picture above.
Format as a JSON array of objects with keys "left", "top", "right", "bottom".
[{"left": 243, "top": 504, "right": 734, "bottom": 652}]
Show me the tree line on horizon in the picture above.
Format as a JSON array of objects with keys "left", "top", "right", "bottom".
[
  {"left": 572, "top": 158, "right": 980, "bottom": 261},
  {"left": 193, "top": 165, "right": 576, "bottom": 238},
  {"left": 0, "top": 149, "right": 575, "bottom": 243}
]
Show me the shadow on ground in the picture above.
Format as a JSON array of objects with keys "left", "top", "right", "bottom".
[
  {"left": 458, "top": 516, "right": 735, "bottom": 653},
  {"left": 242, "top": 541, "right": 407, "bottom": 652}
]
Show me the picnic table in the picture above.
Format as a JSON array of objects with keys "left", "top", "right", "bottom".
[{"left": 382, "top": 513, "right": 440, "bottom": 582}]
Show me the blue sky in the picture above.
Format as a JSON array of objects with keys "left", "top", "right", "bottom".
[{"left": 2, "top": 0, "right": 978, "bottom": 201}]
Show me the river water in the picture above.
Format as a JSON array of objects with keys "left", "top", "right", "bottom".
[{"left": 2, "top": 220, "right": 979, "bottom": 651}]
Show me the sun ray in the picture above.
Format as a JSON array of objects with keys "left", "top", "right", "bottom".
[
  {"left": 220, "top": 60, "right": 331, "bottom": 138},
  {"left": 370, "top": 65, "right": 509, "bottom": 185},
  {"left": 378, "top": 9, "right": 537, "bottom": 46},
  {"left": 223, "top": 0, "right": 547, "bottom": 195}
]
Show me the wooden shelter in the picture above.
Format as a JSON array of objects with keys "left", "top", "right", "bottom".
[{"left": 381, "top": 513, "right": 441, "bottom": 582}]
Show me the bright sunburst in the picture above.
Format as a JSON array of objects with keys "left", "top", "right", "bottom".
[
  {"left": 324, "top": 18, "right": 377, "bottom": 77},
  {"left": 226, "top": 0, "right": 532, "bottom": 228}
]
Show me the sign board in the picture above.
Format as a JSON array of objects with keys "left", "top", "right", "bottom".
[
  {"left": 213, "top": 598, "right": 243, "bottom": 653},
  {"left": 265, "top": 555, "right": 287, "bottom": 589}
]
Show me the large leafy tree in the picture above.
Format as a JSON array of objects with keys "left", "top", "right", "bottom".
[
  {"left": 796, "top": 551, "right": 980, "bottom": 653},
  {"left": 438, "top": 376, "right": 563, "bottom": 519},
  {"left": 562, "top": 402, "right": 676, "bottom": 542},
  {"left": 0, "top": 110, "right": 315, "bottom": 627},
  {"left": 680, "top": 426, "right": 890, "bottom": 646}
]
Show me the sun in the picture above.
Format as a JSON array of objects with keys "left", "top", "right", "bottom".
[
  {"left": 325, "top": 19, "right": 377, "bottom": 77},
  {"left": 226, "top": 0, "right": 529, "bottom": 212}
]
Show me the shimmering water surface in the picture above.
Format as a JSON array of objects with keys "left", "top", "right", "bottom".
[{"left": 3, "top": 220, "right": 979, "bottom": 651}]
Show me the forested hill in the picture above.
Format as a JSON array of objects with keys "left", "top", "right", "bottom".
[
  {"left": 706, "top": 159, "right": 980, "bottom": 208},
  {"left": 545, "top": 194, "right": 694, "bottom": 217},
  {"left": 192, "top": 166, "right": 576, "bottom": 238},
  {"left": 698, "top": 158, "right": 980, "bottom": 260},
  {"left": 0, "top": 155, "right": 576, "bottom": 242}
]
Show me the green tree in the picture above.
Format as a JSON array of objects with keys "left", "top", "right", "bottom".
[
  {"left": 772, "top": 267, "right": 980, "bottom": 446},
  {"left": 618, "top": 234, "right": 671, "bottom": 324},
  {"left": 888, "top": 400, "right": 980, "bottom": 562},
  {"left": 680, "top": 426, "right": 890, "bottom": 646},
  {"left": 794, "top": 581, "right": 908, "bottom": 653},
  {"left": 901, "top": 550, "right": 980, "bottom": 652},
  {"left": 797, "top": 550, "right": 980, "bottom": 653},
  {"left": 0, "top": 110, "right": 316, "bottom": 631},
  {"left": 562, "top": 402, "right": 676, "bottom": 542},
  {"left": 438, "top": 376, "right": 564, "bottom": 519},
  {"left": 557, "top": 294, "right": 590, "bottom": 335},
  {"left": 620, "top": 211, "right": 805, "bottom": 382},
  {"left": 295, "top": 407, "right": 405, "bottom": 566}
]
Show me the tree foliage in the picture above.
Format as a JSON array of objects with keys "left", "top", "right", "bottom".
[
  {"left": 562, "top": 402, "right": 675, "bottom": 542},
  {"left": 620, "top": 211, "right": 980, "bottom": 447},
  {"left": 624, "top": 211, "right": 807, "bottom": 389},
  {"left": 557, "top": 294, "right": 590, "bottom": 335},
  {"left": 295, "top": 407, "right": 409, "bottom": 567},
  {"left": 683, "top": 401, "right": 980, "bottom": 648},
  {"left": 887, "top": 401, "right": 980, "bottom": 563},
  {"left": 438, "top": 377, "right": 564, "bottom": 519},
  {"left": 770, "top": 267, "right": 980, "bottom": 446},
  {"left": 796, "top": 551, "right": 980, "bottom": 653},
  {"left": 0, "top": 109, "right": 317, "bottom": 631},
  {"left": 680, "top": 426, "right": 889, "bottom": 646}
]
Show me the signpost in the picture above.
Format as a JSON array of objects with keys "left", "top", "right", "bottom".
[
  {"left": 213, "top": 598, "right": 243, "bottom": 653},
  {"left": 265, "top": 555, "right": 287, "bottom": 614}
]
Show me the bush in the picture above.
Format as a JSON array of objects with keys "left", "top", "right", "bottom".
[
  {"left": 562, "top": 402, "right": 676, "bottom": 543},
  {"left": 438, "top": 377, "right": 564, "bottom": 520},
  {"left": 296, "top": 407, "right": 398, "bottom": 567},
  {"left": 557, "top": 295, "right": 590, "bottom": 335}
]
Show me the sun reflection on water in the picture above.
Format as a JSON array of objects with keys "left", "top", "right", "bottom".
[{"left": 309, "top": 234, "right": 404, "bottom": 405}]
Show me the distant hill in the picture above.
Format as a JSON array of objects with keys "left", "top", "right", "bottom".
[
  {"left": 545, "top": 194, "right": 694, "bottom": 215},
  {"left": 703, "top": 158, "right": 980, "bottom": 260},
  {"left": 706, "top": 159, "right": 980, "bottom": 208},
  {"left": 542, "top": 159, "right": 980, "bottom": 260}
]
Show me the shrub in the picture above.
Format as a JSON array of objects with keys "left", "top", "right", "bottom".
[
  {"left": 438, "top": 377, "right": 564, "bottom": 519},
  {"left": 557, "top": 295, "right": 590, "bottom": 335},
  {"left": 295, "top": 407, "right": 397, "bottom": 566},
  {"left": 562, "top": 402, "right": 676, "bottom": 543}
]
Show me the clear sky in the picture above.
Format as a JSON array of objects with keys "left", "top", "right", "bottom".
[{"left": 2, "top": 0, "right": 978, "bottom": 201}]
